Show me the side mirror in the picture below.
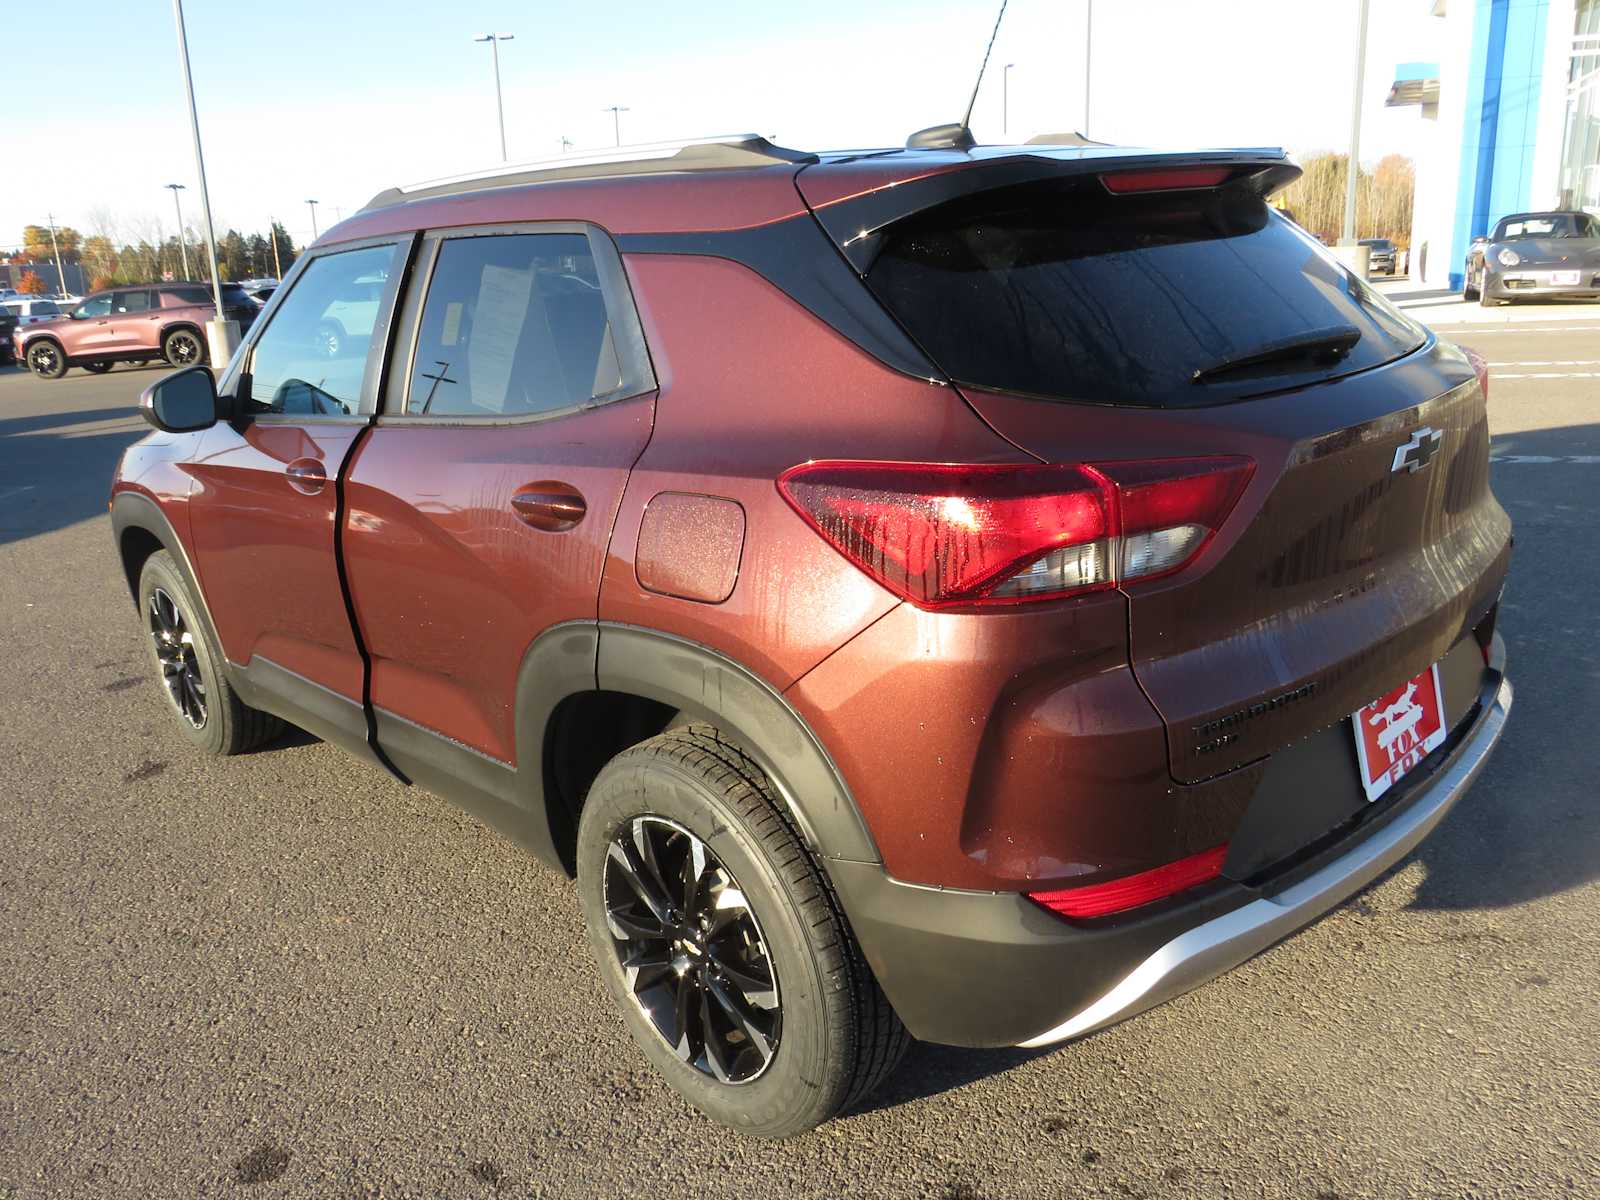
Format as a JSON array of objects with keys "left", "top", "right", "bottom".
[{"left": 140, "top": 365, "right": 218, "bottom": 433}]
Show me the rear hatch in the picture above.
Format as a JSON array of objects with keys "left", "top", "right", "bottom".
[{"left": 799, "top": 150, "right": 1512, "bottom": 784}]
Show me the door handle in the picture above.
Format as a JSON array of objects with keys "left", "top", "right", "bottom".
[
  {"left": 511, "top": 484, "right": 586, "bottom": 531},
  {"left": 285, "top": 458, "right": 327, "bottom": 496}
]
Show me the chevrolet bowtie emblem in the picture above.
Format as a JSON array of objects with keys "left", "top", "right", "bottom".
[{"left": 1392, "top": 427, "right": 1443, "bottom": 474}]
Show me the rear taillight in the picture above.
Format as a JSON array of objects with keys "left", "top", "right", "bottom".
[
  {"left": 1461, "top": 343, "right": 1489, "bottom": 402},
  {"left": 1027, "top": 844, "right": 1229, "bottom": 920},
  {"left": 777, "top": 457, "right": 1253, "bottom": 610}
]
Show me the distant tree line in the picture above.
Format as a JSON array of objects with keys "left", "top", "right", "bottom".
[
  {"left": 1274, "top": 152, "right": 1415, "bottom": 248},
  {"left": 6, "top": 219, "right": 297, "bottom": 292}
]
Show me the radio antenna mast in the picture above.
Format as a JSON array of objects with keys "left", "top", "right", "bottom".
[{"left": 961, "top": 0, "right": 1009, "bottom": 132}]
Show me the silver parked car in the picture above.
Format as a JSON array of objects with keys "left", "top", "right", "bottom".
[{"left": 1464, "top": 210, "right": 1600, "bottom": 306}]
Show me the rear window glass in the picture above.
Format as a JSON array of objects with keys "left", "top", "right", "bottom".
[
  {"left": 165, "top": 286, "right": 210, "bottom": 305},
  {"left": 864, "top": 177, "right": 1426, "bottom": 408}
]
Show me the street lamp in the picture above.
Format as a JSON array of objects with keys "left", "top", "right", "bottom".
[
  {"left": 306, "top": 199, "right": 319, "bottom": 241},
  {"left": 603, "top": 105, "right": 630, "bottom": 147},
  {"left": 1083, "top": 0, "right": 1093, "bottom": 136},
  {"left": 168, "top": 0, "right": 232, "bottom": 361},
  {"left": 164, "top": 183, "right": 191, "bottom": 280},
  {"left": 1003, "top": 63, "right": 1014, "bottom": 135},
  {"left": 474, "top": 33, "right": 515, "bottom": 162}
]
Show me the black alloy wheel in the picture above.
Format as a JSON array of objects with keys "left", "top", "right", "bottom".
[
  {"left": 27, "top": 341, "right": 66, "bottom": 379},
  {"left": 603, "top": 815, "right": 781, "bottom": 1084},
  {"left": 149, "top": 586, "right": 207, "bottom": 728},
  {"left": 164, "top": 329, "right": 204, "bottom": 366}
]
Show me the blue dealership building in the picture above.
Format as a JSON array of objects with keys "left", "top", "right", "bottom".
[{"left": 1394, "top": 0, "right": 1599, "bottom": 289}]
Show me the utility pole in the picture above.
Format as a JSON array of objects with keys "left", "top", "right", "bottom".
[
  {"left": 473, "top": 33, "right": 514, "bottom": 161},
  {"left": 169, "top": 0, "right": 232, "bottom": 357},
  {"left": 306, "top": 199, "right": 319, "bottom": 241},
  {"left": 1083, "top": 0, "right": 1093, "bottom": 136},
  {"left": 165, "top": 184, "right": 191, "bottom": 279},
  {"left": 45, "top": 213, "right": 67, "bottom": 297},
  {"left": 603, "top": 105, "right": 629, "bottom": 146},
  {"left": 1003, "top": 62, "right": 1014, "bottom": 135}
]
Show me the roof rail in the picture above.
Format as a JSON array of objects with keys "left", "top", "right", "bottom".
[{"left": 363, "top": 134, "right": 817, "bottom": 211}]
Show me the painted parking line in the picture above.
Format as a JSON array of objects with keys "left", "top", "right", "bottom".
[
  {"left": 1434, "top": 324, "right": 1600, "bottom": 334},
  {"left": 1489, "top": 372, "right": 1600, "bottom": 379},
  {"left": 1490, "top": 455, "right": 1600, "bottom": 463},
  {"left": 1486, "top": 360, "right": 1600, "bottom": 366}
]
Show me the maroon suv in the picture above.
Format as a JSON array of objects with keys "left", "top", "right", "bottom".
[
  {"left": 110, "top": 136, "right": 1513, "bottom": 1137},
  {"left": 17, "top": 283, "right": 257, "bottom": 378}
]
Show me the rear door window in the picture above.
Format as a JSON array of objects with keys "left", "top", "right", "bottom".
[
  {"left": 405, "top": 232, "right": 632, "bottom": 418},
  {"left": 112, "top": 291, "right": 151, "bottom": 314},
  {"left": 864, "top": 177, "right": 1426, "bottom": 408}
]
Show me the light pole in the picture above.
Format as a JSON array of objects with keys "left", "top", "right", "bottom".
[
  {"left": 306, "top": 199, "right": 320, "bottom": 241},
  {"left": 1003, "top": 62, "right": 1014, "bottom": 135},
  {"left": 169, "top": 0, "right": 233, "bottom": 359},
  {"left": 474, "top": 33, "right": 514, "bottom": 161},
  {"left": 45, "top": 213, "right": 67, "bottom": 297},
  {"left": 165, "top": 183, "right": 191, "bottom": 279},
  {"left": 1083, "top": 0, "right": 1093, "bottom": 136},
  {"left": 603, "top": 105, "right": 629, "bottom": 147},
  {"left": 560, "top": 136, "right": 573, "bottom": 153},
  {"left": 269, "top": 219, "right": 282, "bottom": 279},
  {"left": 1340, "top": 0, "right": 1372, "bottom": 250}
]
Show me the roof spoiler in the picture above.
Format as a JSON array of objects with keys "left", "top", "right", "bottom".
[{"left": 808, "top": 148, "right": 1300, "bottom": 273}]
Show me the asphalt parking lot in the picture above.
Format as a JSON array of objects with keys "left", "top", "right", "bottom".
[{"left": 1, "top": 323, "right": 1597, "bottom": 1200}]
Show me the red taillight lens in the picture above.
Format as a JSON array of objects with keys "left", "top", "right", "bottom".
[
  {"left": 1100, "top": 166, "right": 1233, "bottom": 194},
  {"left": 777, "top": 457, "right": 1253, "bottom": 609},
  {"left": 1027, "top": 844, "right": 1229, "bottom": 920}
]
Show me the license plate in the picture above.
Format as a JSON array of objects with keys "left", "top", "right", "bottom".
[
  {"left": 1352, "top": 664, "right": 1447, "bottom": 803},
  {"left": 1550, "top": 270, "right": 1581, "bottom": 286}
]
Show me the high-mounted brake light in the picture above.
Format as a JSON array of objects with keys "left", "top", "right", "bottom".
[
  {"left": 1027, "top": 844, "right": 1229, "bottom": 920},
  {"left": 1100, "top": 166, "right": 1234, "bottom": 194},
  {"left": 777, "top": 457, "right": 1253, "bottom": 610}
]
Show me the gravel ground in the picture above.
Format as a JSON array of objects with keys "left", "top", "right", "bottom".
[{"left": 1, "top": 336, "right": 1596, "bottom": 1199}]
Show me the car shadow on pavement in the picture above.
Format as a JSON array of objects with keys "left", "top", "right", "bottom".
[
  {"left": 0, "top": 409, "right": 146, "bottom": 548},
  {"left": 1408, "top": 423, "right": 1600, "bottom": 913}
]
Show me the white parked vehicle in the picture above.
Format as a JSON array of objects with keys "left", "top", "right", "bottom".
[{"left": 1, "top": 298, "right": 69, "bottom": 325}]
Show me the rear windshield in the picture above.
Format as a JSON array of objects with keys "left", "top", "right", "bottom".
[{"left": 864, "top": 177, "right": 1426, "bottom": 408}]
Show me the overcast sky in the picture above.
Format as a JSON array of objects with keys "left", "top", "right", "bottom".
[{"left": 6, "top": 0, "right": 1441, "bottom": 254}]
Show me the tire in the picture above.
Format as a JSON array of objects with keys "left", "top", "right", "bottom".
[
  {"left": 1479, "top": 280, "right": 1505, "bottom": 307},
  {"left": 82, "top": 361, "right": 113, "bottom": 374},
  {"left": 1462, "top": 267, "right": 1480, "bottom": 301},
  {"left": 162, "top": 327, "right": 206, "bottom": 367},
  {"left": 312, "top": 318, "right": 346, "bottom": 359},
  {"left": 26, "top": 340, "right": 67, "bottom": 379},
  {"left": 136, "top": 550, "right": 284, "bottom": 756},
  {"left": 576, "top": 725, "right": 909, "bottom": 1138}
]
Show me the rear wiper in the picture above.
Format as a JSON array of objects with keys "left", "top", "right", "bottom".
[{"left": 1191, "top": 325, "right": 1362, "bottom": 385}]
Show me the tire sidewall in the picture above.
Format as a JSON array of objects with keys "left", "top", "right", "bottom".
[
  {"left": 576, "top": 751, "right": 845, "bottom": 1137},
  {"left": 137, "top": 552, "right": 229, "bottom": 755}
]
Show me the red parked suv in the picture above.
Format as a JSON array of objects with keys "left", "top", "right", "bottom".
[
  {"left": 17, "top": 282, "right": 257, "bottom": 378},
  {"left": 110, "top": 135, "right": 1513, "bottom": 1137}
]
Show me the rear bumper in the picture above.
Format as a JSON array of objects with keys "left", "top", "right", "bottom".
[{"left": 830, "top": 635, "right": 1511, "bottom": 1048}]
